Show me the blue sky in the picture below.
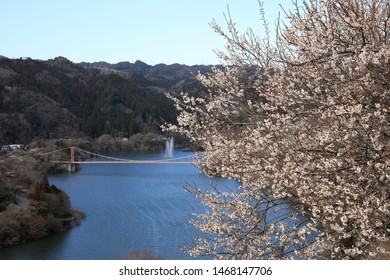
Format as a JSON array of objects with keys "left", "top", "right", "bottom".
[{"left": 0, "top": 0, "right": 294, "bottom": 65}]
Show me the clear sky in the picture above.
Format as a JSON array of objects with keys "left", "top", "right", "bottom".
[{"left": 0, "top": 0, "right": 294, "bottom": 65}]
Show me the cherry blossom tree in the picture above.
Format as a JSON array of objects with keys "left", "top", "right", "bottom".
[{"left": 165, "top": 0, "right": 389, "bottom": 259}]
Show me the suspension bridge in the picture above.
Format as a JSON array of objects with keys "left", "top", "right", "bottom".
[{"left": 47, "top": 146, "right": 197, "bottom": 171}]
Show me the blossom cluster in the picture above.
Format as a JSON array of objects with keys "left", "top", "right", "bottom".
[{"left": 164, "top": 0, "right": 389, "bottom": 259}]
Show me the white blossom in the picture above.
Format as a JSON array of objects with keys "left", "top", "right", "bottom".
[{"left": 164, "top": 0, "right": 390, "bottom": 260}]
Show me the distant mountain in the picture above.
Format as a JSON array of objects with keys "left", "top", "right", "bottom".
[
  {"left": 79, "top": 60, "right": 215, "bottom": 95},
  {"left": 0, "top": 56, "right": 213, "bottom": 144}
]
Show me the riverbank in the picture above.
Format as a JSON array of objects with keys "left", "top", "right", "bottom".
[
  {"left": 0, "top": 149, "right": 86, "bottom": 248},
  {"left": 0, "top": 132, "right": 180, "bottom": 248}
]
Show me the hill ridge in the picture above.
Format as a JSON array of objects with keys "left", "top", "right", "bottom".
[{"left": 0, "top": 56, "right": 212, "bottom": 144}]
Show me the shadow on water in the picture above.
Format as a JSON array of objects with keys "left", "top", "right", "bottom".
[{"left": 0, "top": 231, "right": 71, "bottom": 260}]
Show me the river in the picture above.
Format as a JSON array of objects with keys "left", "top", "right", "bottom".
[{"left": 0, "top": 149, "right": 239, "bottom": 260}]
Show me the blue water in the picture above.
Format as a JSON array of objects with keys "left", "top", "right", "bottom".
[{"left": 0, "top": 149, "right": 239, "bottom": 260}]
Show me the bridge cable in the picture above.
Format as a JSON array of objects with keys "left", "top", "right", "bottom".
[{"left": 74, "top": 147, "right": 194, "bottom": 163}]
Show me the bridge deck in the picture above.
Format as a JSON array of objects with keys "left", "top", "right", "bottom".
[
  {"left": 49, "top": 147, "right": 197, "bottom": 165},
  {"left": 71, "top": 161, "right": 196, "bottom": 165}
]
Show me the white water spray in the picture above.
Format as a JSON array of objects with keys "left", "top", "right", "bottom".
[{"left": 165, "top": 137, "right": 174, "bottom": 158}]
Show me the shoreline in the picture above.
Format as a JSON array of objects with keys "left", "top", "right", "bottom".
[{"left": 0, "top": 132, "right": 175, "bottom": 249}]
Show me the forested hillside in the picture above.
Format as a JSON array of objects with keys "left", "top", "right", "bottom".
[{"left": 0, "top": 56, "right": 210, "bottom": 144}]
